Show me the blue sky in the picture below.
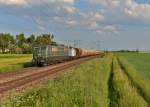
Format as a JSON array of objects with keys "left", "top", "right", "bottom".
[
  {"left": 135, "top": 0, "right": 150, "bottom": 4},
  {"left": 0, "top": 0, "right": 150, "bottom": 51}
]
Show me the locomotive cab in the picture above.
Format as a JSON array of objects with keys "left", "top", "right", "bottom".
[{"left": 32, "top": 45, "right": 48, "bottom": 66}]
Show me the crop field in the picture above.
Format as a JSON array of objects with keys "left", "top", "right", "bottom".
[
  {"left": 0, "top": 54, "right": 32, "bottom": 73},
  {"left": 0, "top": 53, "right": 150, "bottom": 107},
  {"left": 110, "top": 57, "right": 150, "bottom": 107},
  {"left": 117, "top": 52, "right": 150, "bottom": 80}
]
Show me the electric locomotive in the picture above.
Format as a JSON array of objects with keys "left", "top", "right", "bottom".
[{"left": 32, "top": 44, "right": 101, "bottom": 66}]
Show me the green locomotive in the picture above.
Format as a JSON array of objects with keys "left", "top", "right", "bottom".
[{"left": 32, "top": 44, "right": 76, "bottom": 66}]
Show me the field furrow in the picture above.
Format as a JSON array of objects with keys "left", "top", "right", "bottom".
[
  {"left": 108, "top": 57, "right": 120, "bottom": 107},
  {"left": 117, "top": 56, "right": 150, "bottom": 106},
  {"left": 109, "top": 57, "right": 148, "bottom": 107}
]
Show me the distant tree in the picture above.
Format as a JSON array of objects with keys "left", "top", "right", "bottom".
[
  {"left": 0, "top": 33, "right": 14, "bottom": 53},
  {"left": 35, "top": 34, "right": 55, "bottom": 45},
  {"left": 35, "top": 36, "right": 43, "bottom": 45},
  {"left": 27, "top": 34, "right": 35, "bottom": 44},
  {"left": 22, "top": 43, "right": 32, "bottom": 54},
  {"left": 0, "top": 32, "right": 57, "bottom": 54},
  {"left": 16, "top": 33, "right": 26, "bottom": 47},
  {"left": 9, "top": 44, "right": 22, "bottom": 54},
  {"left": 136, "top": 49, "right": 139, "bottom": 53},
  {"left": 15, "top": 47, "right": 23, "bottom": 54}
]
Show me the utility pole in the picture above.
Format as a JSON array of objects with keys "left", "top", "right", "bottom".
[
  {"left": 73, "top": 40, "right": 81, "bottom": 48},
  {"left": 65, "top": 40, "right": 70, "bottom": 47}
]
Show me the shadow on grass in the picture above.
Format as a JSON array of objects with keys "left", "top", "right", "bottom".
[
  {"left": 108, "top": 59, "right": 120, "bottom": 107},
  {"left": 23, "top": 62, "right": 33, "bottom": 67}
]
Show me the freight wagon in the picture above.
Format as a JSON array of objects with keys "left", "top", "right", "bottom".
[{"left": 32, "top": 44, "right": 100, "bottom": 66}]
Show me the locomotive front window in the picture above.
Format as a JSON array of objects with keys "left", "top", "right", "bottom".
[
  {"left": 33, "top": 47, "right": 40, "bottom": 57},
  {"left": 33, "top": 46, "right": 47, "bottom": 58},
  {"left": 41, "top": 46, "right": 47, "bottom": 57}
]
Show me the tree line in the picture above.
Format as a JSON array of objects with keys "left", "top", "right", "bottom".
[{"left": 0, "top": 33, "right": 56, "bottom": 54}]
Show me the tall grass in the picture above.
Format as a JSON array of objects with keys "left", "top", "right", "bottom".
[
  {"left": 111, "top": 57, "right": 148, "bottom": 107},
  {"left": 118, "top": 56, "right": 150, "bottom": 104},
  {"left": 0, "top": 54, "right": 32, "bottom": 73},
  {"left": 0, "top": 55, "right": 112, "bottom": 107}
]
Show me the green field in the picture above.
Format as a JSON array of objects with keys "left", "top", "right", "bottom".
[
  {"left": 117, "top": 52, "right": 150, "bottom": 80},
  {"left": 0, "top": 53, "right": 150, "bottom": 107},
  {"left": 0, "top": 54, "right": 32, "bottom": 73}
]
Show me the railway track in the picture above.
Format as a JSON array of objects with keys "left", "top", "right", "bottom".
[{"left": 0, "top": 56, "right": 99, "bottom": 97}]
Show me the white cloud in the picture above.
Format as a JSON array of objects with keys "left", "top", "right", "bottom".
[
  {"left": 84, "top": 12, "right": 119, "bottom": 34},
  {"left": 89, "top": 21, "right": 98, "bottom": 29},
  {"left": 103, "top": 25, "right": 120, "bottom": 34},
  {"left": 2, "top": 0, "right": 150, "bottom": 36},
  {"left": 66, "top": 20, "right": 77, "bottom": 26},
  {"left": 87, "top": 0, "right": 150, "bottom": 21},
  {"left": 5, "top": 0, "right": 77, "bottom": 29},
  {"left": 84, "top": 12, "right": 104, "bottom": 28},
  {"left": 45, "top": 0, "right": 74, "bottom": 5},
  {"left": 61, "top": 0, "right": 74, "bottom": 5},
  {"left": 53, "top": 16, "right": 77, "bottom": 26},
  {"left": 88, "top": 0, "right": 120, "bottom": 8},
  {"left": 0, "top": 0, "right": 75, "bottom": 6},
  {"left": 89, "top": 24, "right": 120, "bottom": 34},
  {"left": 63, "top": 6, "right": 76, "bottom": 14},
  {"left": 124, "top": 0, "right": 150, "bottom": 20},
  {"left": 124, "top": 8, "right": 138, "bottom": 17},
  {"left": 0, "top": 0, "right": 27, "bottom": 6},
  {"left": 83, "top": 12, "right": 118, "bottom": 34},
  {"left": 91, "top": 13, "right": 104, "bottom": 21},
  {"left": 28, "top": 0, "right": 76, "bottom": 15}
]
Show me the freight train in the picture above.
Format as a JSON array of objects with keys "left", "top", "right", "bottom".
[{"left": 32, "top": 44, "right": 101, "bottom": 66}]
